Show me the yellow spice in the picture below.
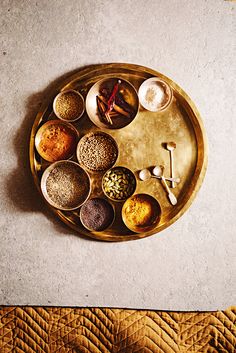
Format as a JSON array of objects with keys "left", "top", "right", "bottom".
[{"left": 125, "top": 196, "right": 155, "bottom": 227}]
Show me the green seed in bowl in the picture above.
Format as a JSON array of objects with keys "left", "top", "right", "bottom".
[{"left": 102, "top": 166, "right": 136, "bottom": 202}]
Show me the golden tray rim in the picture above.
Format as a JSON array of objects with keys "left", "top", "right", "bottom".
[{"left": 29, "top": 63, "right": 208, "bottom": 242}]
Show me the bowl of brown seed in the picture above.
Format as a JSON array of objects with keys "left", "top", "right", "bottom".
[
  {"left": 53, "top": 89, "right": 85, "bottom": 122},
  {"left": 41, "top": 160, "right": 91, "bottom": 211},
  {"left": 76, "top": 131, "right": 118, "bottom": 172},
  {"left": 102, "top": 166, "right": 136, "bottom": 202}
]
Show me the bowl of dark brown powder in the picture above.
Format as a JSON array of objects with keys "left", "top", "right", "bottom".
[
  {"left": 80, "top": 198, "right": 115, "bottom": 232},
  {"left": 41, "top": 160, "right": 91, "bottom": 210}
]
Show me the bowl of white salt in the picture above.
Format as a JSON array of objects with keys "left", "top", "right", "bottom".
[{"left": 138, "top": 77, "right": 173, "bottom": 112}]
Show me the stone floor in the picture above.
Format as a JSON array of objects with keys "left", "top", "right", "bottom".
[{"left": 0, "top": 0, "right": 235, "bottom": 310}]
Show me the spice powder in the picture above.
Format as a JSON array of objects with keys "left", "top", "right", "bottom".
[
  {"left": 123, "top": 194, "right": 159, "bottom": 228},
  {"left": 80, "top": 198, "right": 114, "bottom": 231},
  {"left": 38, "top": 122, "right": 77, "bottom": 162},
  {"left": 45, "top": 162, "right": 90, "bottom": 209},
  {"left": 144, "top": 84, "right": 168, "bottom": 110}
]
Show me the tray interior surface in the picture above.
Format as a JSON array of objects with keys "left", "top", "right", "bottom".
[{"left": 30, "top": 64, "right": 207, "bottom": 241}]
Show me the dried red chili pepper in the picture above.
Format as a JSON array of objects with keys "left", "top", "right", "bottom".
[{"left": 105, "top": 80, "right": 121, "bottom": 115}]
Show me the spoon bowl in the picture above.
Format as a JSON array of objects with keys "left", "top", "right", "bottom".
[
  {"left": 166, "top": 141, "right": 176, "bottom": 151},
  {"left": 152, "top": 165, "right": 163, "bottom": 177},
  {"left": 139, "top": 169, "right": 152, "bottom": 181},
  {"left": 139, "top": 167, "right": 180, "bottom": 184}
]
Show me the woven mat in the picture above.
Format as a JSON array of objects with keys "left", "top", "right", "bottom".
[{"left": 0, "top": 307, "right": 235, "bottom": 352}]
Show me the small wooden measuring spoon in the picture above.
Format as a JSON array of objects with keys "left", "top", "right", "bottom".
[
  {"left": 154, "top": 166, "right": 177, "bottom": 206},
  {"left": 139, "top": 167, "right": 178, "bottom": 206},
  {"left": 166, "top": 142, "right": 177, "bottom": 188}
]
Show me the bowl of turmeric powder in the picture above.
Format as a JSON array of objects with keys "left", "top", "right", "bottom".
[{"left": 122, "top": 193, "right": 161, "bottom": 233}]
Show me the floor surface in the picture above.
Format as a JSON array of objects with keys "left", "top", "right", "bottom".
[{"left": 0, "top": 0, "right": 235, "bottom": 310}]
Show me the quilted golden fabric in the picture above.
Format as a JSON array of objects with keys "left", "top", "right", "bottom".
[{"left": 0, "top": 307, "right": 235, "bottom": 352}]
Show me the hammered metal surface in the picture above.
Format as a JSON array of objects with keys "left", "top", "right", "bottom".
[{"left": 30, "top": 63, "right": 207, "bottom": 241}]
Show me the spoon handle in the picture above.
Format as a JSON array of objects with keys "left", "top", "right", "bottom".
[
  {"left": 152, "top": 175, "right": 180, "bottom": 183},
  {"left": 161, "top": 176, "right": 177, "bottom": 205},
  {"left": 170, "top": 150, "right": 175, "bottom": 188}
]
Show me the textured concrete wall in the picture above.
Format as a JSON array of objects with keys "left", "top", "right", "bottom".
[{"left": 0, "top": 0, "right": 235, "bottom": 310}]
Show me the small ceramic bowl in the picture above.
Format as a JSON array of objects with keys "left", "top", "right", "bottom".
[
  {"left": 35, "top": 120, "right": 78, "bottom": 162},
  {"left": 41, "top": 160, "right": 91, "bottom": 211},
  {"left": 138, "top": 77, "right": 173, "bottom": 112},
  {"left": 86, "top": 77, "right": 139, "bottom": 129},
  {"left": 102, "top": 166, "right": 137, "bottom": 202},
  {"left": 122, "top": 193, "right": 161, "bottom": 233},
  {"left": 80, "top": 197, "right": 115, "bottom": 232},
  {"left": 53, "top": 89, "right": 85, "bottom": 122}
]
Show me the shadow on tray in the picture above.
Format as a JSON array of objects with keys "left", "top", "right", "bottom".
[{"left": 6, "top": 65, "right": 99, "bottom": 241}]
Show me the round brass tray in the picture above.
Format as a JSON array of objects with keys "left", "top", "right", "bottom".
[{"left": 30, "top": 63, "right": 208, "bottom": 242}]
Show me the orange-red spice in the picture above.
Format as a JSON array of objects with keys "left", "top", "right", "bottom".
[{"left": 38, "top": 123, "right": 77, "bottom": 162}]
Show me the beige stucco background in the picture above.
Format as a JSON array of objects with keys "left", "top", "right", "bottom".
[{"left": 0, "top": 0, "right": 235, "bottom": 310}]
